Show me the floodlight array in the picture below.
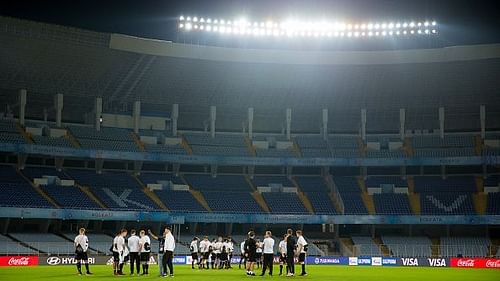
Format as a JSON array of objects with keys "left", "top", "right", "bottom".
[{"left": 178, "top": 16, "right": 437, "bottom": 38}]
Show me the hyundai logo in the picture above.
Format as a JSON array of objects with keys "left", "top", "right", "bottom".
[{"left": 46, "top": 257, "right": 61, "bottom": 265}]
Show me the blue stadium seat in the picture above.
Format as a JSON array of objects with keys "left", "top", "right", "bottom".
[
  {"left": 155, "top": 190, "right": 206, "bottom": 212},
  {"left": 373, "top": 193, "right": 412, "bottom": 214},
  {"left": 66, "top": 169, "right": 159, "bottom": 210},
  {"left": 413, "top": 176, "right": 476, "bottom": 192},
  {"left": 203, "top": 191, "right": 262, "bottom": 213},
  {"left": 487, "top": 193, "right": 500, "bottom": 215},
  {"left": 420, "top": 192, "right": 475, "bottom": 215},
  {"left": 262, "top": 192, "right": 308, "bottom": 214},
  {"left": 184, "top": 174, "right": 252, "bottom": 192}
]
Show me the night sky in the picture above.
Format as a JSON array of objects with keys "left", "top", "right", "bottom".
[{"left": 1, "top": 0, "right": 500, "bottom": 48}]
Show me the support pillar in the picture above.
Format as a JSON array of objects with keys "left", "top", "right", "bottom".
[
  {"left": 55, "top": 157, "right": 64, "bottom": 172},
  {"left": 361, "top": 109, "right": 367, "bottom": 141},
  {"left": 399, "top": 108, "right": 406, "bottom": 140},
  {"left": 210, "top": 106, "right": 216, "bottom": 138},
  {"left": 95, "top": 159, "right": 104, "bottom": 174},
  {"left": 286, "top": 108, "right": 292, "bottom": 140},
  {"left": 55, "top": 94, "right": 63, "bottom": 127},
  {"left": 322, "top": 109, "right": 328, "bottom": 140},
  {"left": 19, "top": 89, "right": 27, "bottom": 126},
  {"left": 248, "top": 108, "right": 254, "bottom": 139},
  {"left": 95, "top": 97, "right": 102, "bottom": 131},
  {"left": 439, "top": 107, "right": 445, "bottom": 138},
  {"left": 172, "top": 104, "right": 179, "bottom": 137},
  {"left": 480, "top": 105, "right": 486, "bottom": 139},
  {"left": 133, "top": 101, "right": 141, "bottom": 134}
]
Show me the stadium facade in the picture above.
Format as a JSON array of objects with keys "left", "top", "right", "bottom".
[{"left": 0, "top": 16, "right": 499, "bottom": 259}]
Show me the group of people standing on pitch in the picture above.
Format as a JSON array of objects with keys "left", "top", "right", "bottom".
[
  {"left": 111, "top": 226, "right": 176, "bottom": 277},
  {"left": 193, "top": 236, "right": 235, "bottom": 270},
  {"left": 242, "top": 228, "right": 308, "bottom": 277}
]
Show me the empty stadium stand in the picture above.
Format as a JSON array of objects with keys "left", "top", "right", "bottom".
[
  {"left": 381, "top": 236, "right": 432, "bottom": 257},
  {"left": 373, "top": 194, "right": 412, "bottom": 215},
  {"left": 66, "top": 169, "right": 158, "bottom": 210},
  {"left": 0, "top": 234, "right": 36, "bottom": 255},
  {"left": 262, "top": 192, "right": 309, "bottom": 214},
  {"left": 9, "top": 233, "right": 74, "bottom": 255},
  {"left": 351, "top": 236, "right": 382, "bottom": 256},
  {"left": 295, "top": 176, "right": 337, "bottom": 214},
  {"left": 0, "top": 165, "right": 53, "bottom": 208},
  {"left": 440, "top": 237, "right": 491, "bottom": 257}
]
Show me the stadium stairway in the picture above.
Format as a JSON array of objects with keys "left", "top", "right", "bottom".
[
  {"left": 339, "top": 238, "right": 355, "bottom": 256},
  {"left": 245, "top": 176, "right": 271, "bottom": 213},
  {"left": 473, "top": 193, "right": 487, "bottom": 215},
  {"left": 130, "top": 132, "right": 146, "bottom": 152},
  {"left": 474, "top": 135, "right": 483, "bottom": 156},
  {"left": 431, "top": 238, "right": 440, "bottom": 257},
  {"left": 373, "top": 237, "right": 391, "bottom": 256},
  {"left": 325, "top": 175, "right": 345, "bottom": 214},
  {"left": 357, "top": 177, "right": 376, "bottom": 214},
  {"left": 251, "top": 191, "right": 271, "bottom": 213},
  {"left": 5, "top": 234, "right": 45, "bottom": 254},
  {"left": 403, "top": 137, "right": 414, "bottom": 156},
  {"left": 491, "top": 239, "right": 500, "bottom": 257},
  {"left": 180, "top": 175, "right": 212, "bottom": 212},
  {"left": 407, "top": 176, "right": 421, "bottom": 215},
  {"left": 409, "top": 193, "right": 421, "bottom": 215},
  {"left": 475, "top": 176, "right": 485, "bottom": 192},
  {"left": 17, "top": 169, "right": 60, "bottom": 208},
  {"left": 61, "top": 170, "right": 108, "bottom": 209},
  {"left": 244, "top": 136, "right": 257, "bottom": 156},
  {"left": 180, "top": 135, "right": 193, "bottom": 155},
  {"left": 292, "top": 140, "right": 302, "bottom": 157},
  {"left": 65, "top": 130, "right": 81, "bottom": 148},
  {"left": 291, "top": 177, "right": 315, "bottom": 214},
  {"left": 361, "top": 193, "right": 376, "bottom": 215},
  {"left": 188, "top": 190, "right": 212, "bottom": 212},
  {"left": 357, "top": 176, "right": 367, "bottom": 193},
  {"left": 134, "top": 175, "right": 168, "bottom": 210},
  {"left": 16, "top": 123, "right": 33, "bottom": 144},
  {"left": 76, "top": 184, "right": 107, "bottom": 209}
]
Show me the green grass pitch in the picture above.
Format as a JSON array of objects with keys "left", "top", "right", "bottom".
[{"left": 0, "top": 265, "right": 499, "bottom": 281}]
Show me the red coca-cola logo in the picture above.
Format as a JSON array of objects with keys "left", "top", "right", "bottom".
[
  {"left": 8, "top": 257, "right": 30, "bottom": 266},
  {"left": 485, "top": 260, "right": 500, "bottom": 268},
  {"left": 456, "top": 259, "right": 475, "bottom": 267},
  {"left": 451, "top": 258, "right": 500, "bottom": 269},
  {"left": 0, "top": 256, "right": 39, "bottom": 266}
]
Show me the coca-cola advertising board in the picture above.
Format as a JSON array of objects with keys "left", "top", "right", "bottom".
[
  {"left": 0, "top": 256, "right": 39, "bottom": 266},
  {"left": 450, "top": 258, "right": 500, "bottom": 269}
]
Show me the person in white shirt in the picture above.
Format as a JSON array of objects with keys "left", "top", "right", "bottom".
[
  {"left": 278, "top": 235, "right": 288, "bottom": 276},
  {"left": 239, "top": 240, "right": 246, "bottom": 269},
  {"left": 255, "top": 239, "right": 263, "bottom": 268},
  {"left": 227, "top": 237, "right": 234, "bottom": 269},
  {"left": 162, "top": 226, "right": 176, "bottom": 277},
  {"left": 127, "top": 229, "right": 141, "bottom": 275},
  {"left": 199, "top": 236, "right": 210, "bottom": 269},
  {"left": 296, "top": 230, "right": 308, "bottom": 276},
  {"left": 74, "top": 228, "right": 92, "bottom": 275},
  {"left": 260, "top": 231, "right": 275, "bottom": 276},
  {"left": 190, "top": 237, "right": 199, "bottom": 269},
  {"left": 139, "top": 230, "right": 151, "bottom": 275},
  {"left": 213, "top": 237, "right": 223, "bottom": 269},
  {"left": 113, "top": 229, "right": 128, "bottom": 275}
]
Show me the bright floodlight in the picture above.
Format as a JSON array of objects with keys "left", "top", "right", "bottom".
[{"left": 178, "top": 15, "right": 439, "bottom": 39}]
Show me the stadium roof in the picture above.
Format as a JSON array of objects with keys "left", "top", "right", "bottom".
[
  {"left": 1, "top": 0, "right": 500, "bottom": 51},
  {"left": 0, "top": 15, "right": 500, "bottom": 133}
]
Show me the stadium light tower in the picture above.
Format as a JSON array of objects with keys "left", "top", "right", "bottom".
[{"left": 178, "top": 15, "right": 438, "bottom": 39}]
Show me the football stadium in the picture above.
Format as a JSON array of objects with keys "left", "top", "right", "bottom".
[{"left": 0, "top": 0, "right": 499, "bottom": 280}]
